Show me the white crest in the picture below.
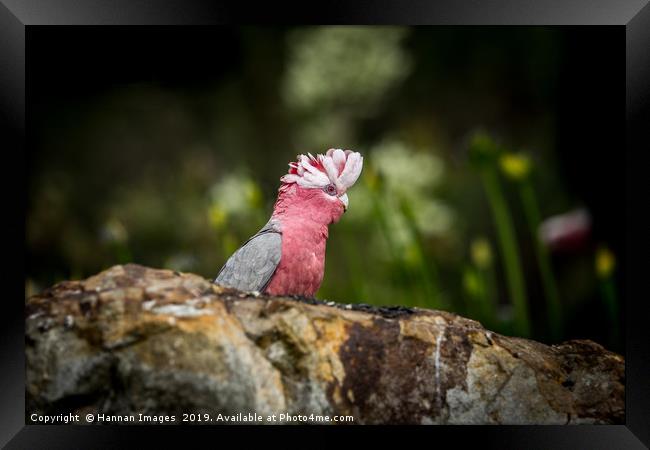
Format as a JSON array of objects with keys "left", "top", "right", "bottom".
[{"left": 281, "top": 149, "right": 363, "bottom": 192}]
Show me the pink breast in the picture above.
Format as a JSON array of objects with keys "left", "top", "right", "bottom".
[{"left": 264, "top": 223, "right": 327, "bottom": 297}]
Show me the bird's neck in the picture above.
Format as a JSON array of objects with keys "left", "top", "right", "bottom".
[
  {"left": 271, "top": 184, "right": 336, "bottom": 231},
  {"left": 271, "top": 209, "right": 330, "bottom": 239}
]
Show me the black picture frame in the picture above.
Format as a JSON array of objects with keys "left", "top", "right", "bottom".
[{"left": 4, "top": 0, "right": 649, "bottom": 447}]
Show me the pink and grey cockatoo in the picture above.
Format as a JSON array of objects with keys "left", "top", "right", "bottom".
[{"left": 214, "top": 149, "right": 363, "bottom": 297}]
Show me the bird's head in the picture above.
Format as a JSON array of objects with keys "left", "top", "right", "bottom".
[{"left": 274, "top": 149, "right": 363, "bottom": 224}]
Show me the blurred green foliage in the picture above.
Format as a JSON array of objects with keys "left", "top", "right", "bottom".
[{"left": 27, "top": 27, "right": 622, "bottom": 350}]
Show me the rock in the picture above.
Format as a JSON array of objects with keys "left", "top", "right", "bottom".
[{"left": 25, "top": 264, "right": 624, "bottom": 424}]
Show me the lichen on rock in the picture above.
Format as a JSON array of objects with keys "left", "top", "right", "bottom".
[{"left": 26, "top": 264, "right": 624, "bottom": 424}]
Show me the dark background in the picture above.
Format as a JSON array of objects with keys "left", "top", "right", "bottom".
[{"left": 26, "top": 26, "right": 625, "bottom": 351}]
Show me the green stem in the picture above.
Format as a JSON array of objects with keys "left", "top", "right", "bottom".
[
  {"left": 480, "top": 168, "right": 530, "bottom": 336},
  {"left": 341, "top": 236, "right": 368, "bottom": 303},
  {"left": 399, "top": 198, "right": 442, "bottom": 309},
  {"left": 519, "top": 181, "right": 562, "bottom": 340},
  {"left": 463, "top": 263, "right": 497, "bottom": 329},
  {"left": 368, "top": 188, "right": 415, "bottom": 306},
  {"left": 478, "top": 266, "right": 498, "bottom": 329},
  {"left": 463, "top": 266, "right": 479, "bottom": 319},
  {"left": 116, "top": 243, "right": 132, "bottom": 264},
  {"left": 600, "top": 277, "right": 619, "bottom": 347}
]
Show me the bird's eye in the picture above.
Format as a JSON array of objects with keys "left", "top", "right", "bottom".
[{"left": 323, "top": 184, "right": 337, "bottom": 196}]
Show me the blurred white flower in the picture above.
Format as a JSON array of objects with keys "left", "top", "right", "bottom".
[
  {"left": 412, "top": 199, "right": 454, "bottom": 235},
  {"left": 372, "top": 140, "right": 444, "bottom": 195},
  {"left": 100, "top": 218, "right": 128, "bottom": 244},
  {"left": 370, "top": 140, "right": 454, "bottom": 243},
  {"left": 283, "top": 27, "right": 412, "bottom": 114},
  {"left": 208, "top": 174, "right": 262, "bottom": 223}
]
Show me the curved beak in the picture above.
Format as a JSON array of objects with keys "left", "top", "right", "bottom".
[{"left": 338, "top": 193, "right": 349, "bottom": 211}]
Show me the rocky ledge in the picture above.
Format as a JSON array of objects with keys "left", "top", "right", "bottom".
[{"left": 26, "top": 264, "right": 624, "bottom": 424}]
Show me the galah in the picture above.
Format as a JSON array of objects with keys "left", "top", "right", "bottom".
[{"left": 214, "top": 149, "right": 363, "bottom": 297}]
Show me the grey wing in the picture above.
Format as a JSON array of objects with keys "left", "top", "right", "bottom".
[{"left": 214, "top": 226, "right": 282, "bottom": 292}]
